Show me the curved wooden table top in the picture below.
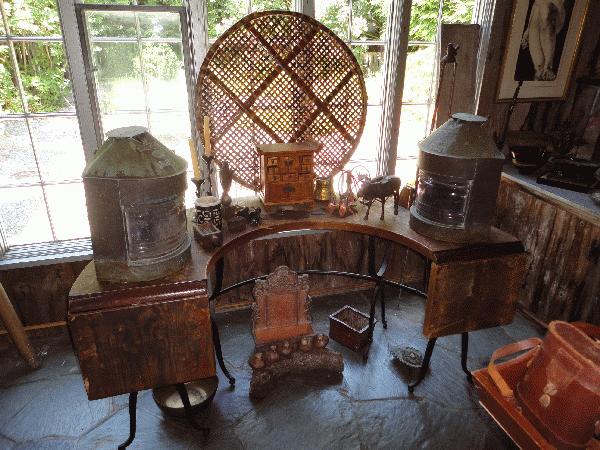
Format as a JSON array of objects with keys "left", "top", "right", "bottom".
[{"left": 69, "top": 199, "right": 523, "bottom": 304}]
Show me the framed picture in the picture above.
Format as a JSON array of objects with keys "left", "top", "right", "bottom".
[{"left": 497, "top": 0, "right": 590, "bottom": 101}]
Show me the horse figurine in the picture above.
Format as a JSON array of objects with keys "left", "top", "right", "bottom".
[{"left": 357, "top": 175, "right": 401, "bottom": 220}]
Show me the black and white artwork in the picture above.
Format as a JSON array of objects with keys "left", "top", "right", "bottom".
[{"left": 497, "top": 0, "right": 589, "bottom": 100}]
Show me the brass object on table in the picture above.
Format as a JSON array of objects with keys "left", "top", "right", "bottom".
[
  {"left": 314, "top": 177, "right": 333, "bottom": 202},
  {"left": 152, "top": 377, "right": 218, "bottom": 417}
]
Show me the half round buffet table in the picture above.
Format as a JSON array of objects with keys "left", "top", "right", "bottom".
[{"left": 68, "top": 200, "right": 525, "bottom": 447}]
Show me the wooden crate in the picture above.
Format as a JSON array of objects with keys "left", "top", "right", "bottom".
[{"left": 329, "top": 305, "right": 374, "bottom": 352}]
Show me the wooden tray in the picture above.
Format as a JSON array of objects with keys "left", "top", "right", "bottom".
[{"left": 473, "top": 351, "right": 554, "bottom": 450}]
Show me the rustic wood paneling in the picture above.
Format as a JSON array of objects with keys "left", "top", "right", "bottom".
[
  {"left": 0, "top": 260, "right": 89, "bottom": 328},
  {"left": 0, "top": 231, "right": 427, "bottom": 329},
  {"left": 495, "top": 177, "right": 600, "bottom": 324},
  {"left": 217, "top": 230, "right": 426, "bottom": 308}
]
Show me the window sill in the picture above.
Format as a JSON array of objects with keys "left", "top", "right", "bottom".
[
  {"left": 0, "top": 238, "right": 93, "bottom": 270},
  {"left": 0, "top": 230, "right": 330, "bottom": 270}
]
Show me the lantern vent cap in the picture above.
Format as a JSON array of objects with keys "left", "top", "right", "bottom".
[
  {"left": 418, "top": 113, "right": 504, "bottom": 160},
  {"left": 82, "top": 126, "right": 188, "bottom": 178}
]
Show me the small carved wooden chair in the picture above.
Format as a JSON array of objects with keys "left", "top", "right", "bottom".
[{"left": 251, "top": 266, "right": 313, "bottom": 345}]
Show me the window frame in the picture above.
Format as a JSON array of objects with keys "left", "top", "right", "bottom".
[{"left": 1, "top": 0, "right": 482, "bottom": 262}]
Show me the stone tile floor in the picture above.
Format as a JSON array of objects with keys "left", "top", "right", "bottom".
[{"left": 0, "top": 289, "right": 542, "bottom": 449}]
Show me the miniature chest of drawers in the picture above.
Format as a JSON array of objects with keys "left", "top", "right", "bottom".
[{"left": 257, "top": 141, "right": 321, "bottom": 209}]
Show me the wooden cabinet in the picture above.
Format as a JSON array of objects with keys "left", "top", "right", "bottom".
[
  {"left": 68, "top": 264, "right": 216, "bottom": 400},
  {"left": 257, "top": 142, "right": 320, "bottom": 209}
]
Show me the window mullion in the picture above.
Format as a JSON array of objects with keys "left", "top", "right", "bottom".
[
  {"left": 376, "top": 0, "right": 412, "bottom": 176},
  {"left": 294, "top": 0, "right": 314, "bottom": 16},
  {"left": 57, "top": 0, "right": 103, "bottom": 160}
]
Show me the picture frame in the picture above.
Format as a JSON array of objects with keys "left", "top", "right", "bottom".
[{"left": 497, "top": 0, "right": 590, "bottom": 101}]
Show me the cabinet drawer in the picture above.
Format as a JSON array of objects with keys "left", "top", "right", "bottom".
[
  {"left": 302, "top": 155, "right": 313, "bottom": 164},
  {"left": 269, "top": 174, "right": 281, "bottom": 182},
  {"left": 266, "top": 157, "right": 279, "bottom": 167},
  {"left": 282, "top": 173, "right": 298, "bottom": 182},
  {"left": 299, "top": 173, "right": 313, "bottom": 181},
  {"left": 300, "top": 164, "right": 312, "bottom": 173}
]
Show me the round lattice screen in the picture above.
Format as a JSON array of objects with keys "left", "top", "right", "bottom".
[{"left": 196, "top": 11, "right": 367, "bottom": 190}]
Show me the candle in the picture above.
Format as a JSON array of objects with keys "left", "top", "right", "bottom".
[
  {"left": 203, "top": 116, "right": 212, "bottom": 157},
  {"left": 188, "top": 138, "right": 201, "bottom": 179}
]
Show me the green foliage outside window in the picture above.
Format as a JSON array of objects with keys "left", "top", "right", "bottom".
[{"left": 0, "top": 0, "right": 473, "bottom": 114}]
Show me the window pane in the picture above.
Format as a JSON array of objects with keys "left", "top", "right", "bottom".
[
  {"left": 91, "top": 42, "right": 145, "bottom": 112},
  {"left": 81, "top": 0, "right": 131, "bottom": 4},
  {"left": 141, "top": 42, "right": 188, "bottom": 111},
  {"left": 316, "top": 0, "right": 349, "bottom": 42},
  {"left": 207, "top": 0, "right": 247, "bottom": 40},
  {"left": 251, "top": 0, "right": 291, "bottom": 12},
  {"left": 16, "top": 41, "right": 75, "bottom": 113},
  {"left": 45, "top": 183, "right": 90, "bottom": 240},
  {"left": 102, "top": 111, "right": 148, "bottom": 134},
  {"left": 138, "top": 11, "right": 182, "bottom": 39},
  {"left": 29, "top": 116, "right": 85, "bottom": 183},
  {"left": 85, "top": 11, "right": 138, "bottom": 38},
  {"left": 0, "top": 118, "right": 40, "bottom": 186},
  {"left": 442, "top": 0, "right": 474, "bottom": 24},
  {"left": 0, "top": 43, "right": 24, "bottom": 113},
  {"left": 352, "top": 44, "right": 383, "bottom": 105},
  {"left": 398, "top": 104, "right": 430, "bottom": 157},
  {"left": 409, "top": 0, "right": 439, "bottom": 42},
  {"left": 148, "top": 111, "right": 191, "bottom": 160},
  {"left": 348, "top": 105, "right": 381, "bottom": 162},
  {"left": 351, "top": 0, "right": 389, "bottom": 41},
  {"left": 0, "top": 185, "right": 53, "bottom": 245},
  {"left": 395, "top": 157, "right": 418, "bottom": 186},
  {"left": 403, "top": 45, "right": 434, "bottom": 104},
  {"left": 3, "top": 0, "right": 61, "bottom": 37}
]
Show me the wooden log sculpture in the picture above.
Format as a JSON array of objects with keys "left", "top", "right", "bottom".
[{"left": 357, "top": 175, "right": 401, "bottom": 220}]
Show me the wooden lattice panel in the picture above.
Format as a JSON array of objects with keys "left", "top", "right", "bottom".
[{"left": 196, "top": 11, "right": 367, "bottom": 190}]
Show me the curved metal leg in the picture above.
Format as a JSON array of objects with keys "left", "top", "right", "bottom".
[
  {"left": 211, "top": 317, "right": 235, "bottom": 386},
  {"left": 118, "top": 392, "right": 138, "bottom": 450},
  {"left": 378, "top": 280, "right": 387, "bottom": 329},
  {"left": 408, "top": 338, "right": 437, "bottom": 393},
  {"left": 461, "top": 332, "right": 473, "bottom": 382},
  {"left": 175, "top": 384, "right": 210, "bottom": 437}
]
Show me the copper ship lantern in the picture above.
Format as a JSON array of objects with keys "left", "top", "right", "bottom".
[
  {"left": 409, "top": 113, "right": 504, "bottom": 243},
  {"left": 82, "top": 126, "right": 191, "bottom": 282}
]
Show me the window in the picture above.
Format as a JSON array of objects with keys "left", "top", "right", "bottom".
[
  {"left": 317, "top": 0, "right": 389, "bottom": 182},
  {"left": 77, "top": 3, "right": 197, "bottom": 205},
  {"left": 0, "top": 0, "right": 479, "bottom": 259},
  {"left": 395, "top": 0, "right": 475, "bottom": 184},
  {"left": 0, "top": 0, "right": 88, "bottom": 255}
]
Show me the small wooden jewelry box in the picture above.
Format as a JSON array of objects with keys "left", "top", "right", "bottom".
[{"left": 257, "top": 141, "right": 321, "bottom": 209}]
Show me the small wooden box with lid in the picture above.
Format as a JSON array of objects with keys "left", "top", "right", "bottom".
[{"left": 257, "top": 141, "right": 321, "bottom": 209}]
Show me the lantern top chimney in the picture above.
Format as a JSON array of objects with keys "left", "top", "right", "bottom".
[
  {"left": 83, "top": 127, "right": 187, "bottom": 179},
  {"left": 419, "top": 113, "right": 504, "bottom": 160}
]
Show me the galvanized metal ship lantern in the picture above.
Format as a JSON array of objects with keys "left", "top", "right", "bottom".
[
  {"left": 409, "top": 113, "right": 505, "bottom": 243},
  {"left": 82, "top": 126, "right": 190, "bottom": 282}
]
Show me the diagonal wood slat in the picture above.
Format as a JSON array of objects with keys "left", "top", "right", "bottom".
[{"left": 196, "top": 11, "right": 367, "bottom": 190}]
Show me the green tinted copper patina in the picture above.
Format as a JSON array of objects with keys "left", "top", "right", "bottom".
[{"left": 83, "top": 126, "right": 187, "bottom": 179}]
